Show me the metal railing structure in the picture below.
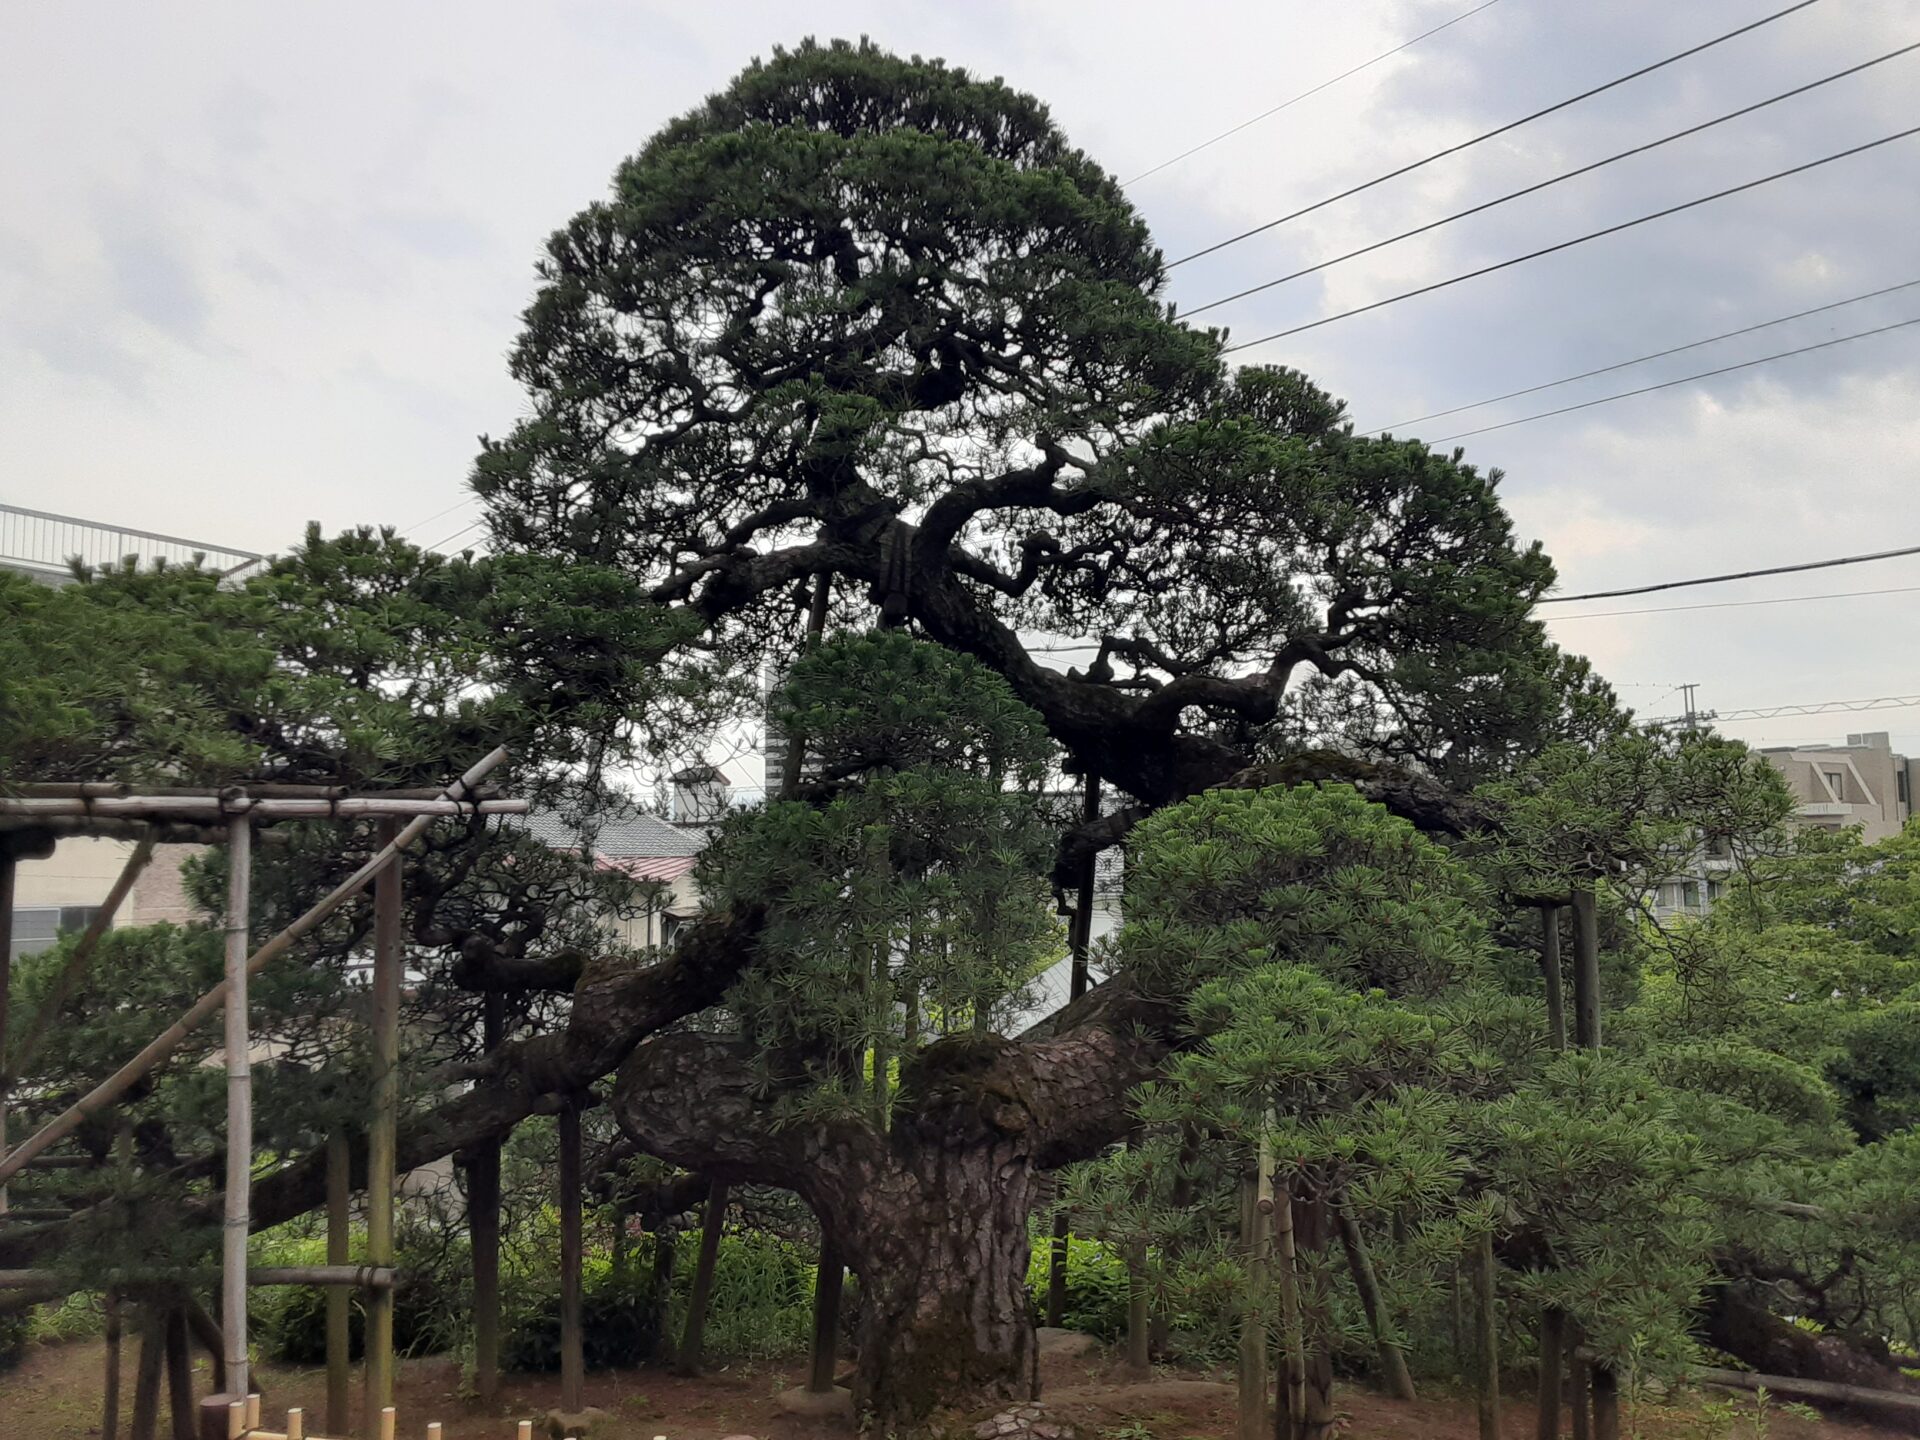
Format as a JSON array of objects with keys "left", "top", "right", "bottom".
[{"left": 0, "top": 502, "right": 264, "bottom": 584}]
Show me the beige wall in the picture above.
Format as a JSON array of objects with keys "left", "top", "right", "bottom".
[
  {"left": 1762, "top": 733, "right": 1913, "bottom": 843},
  {"left": 611, "top": 874, "right": 701, "bottom": 951}
]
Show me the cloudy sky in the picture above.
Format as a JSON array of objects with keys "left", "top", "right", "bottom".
[{"left": 4, "top": 0, "right": 1917, "bottom": 760}]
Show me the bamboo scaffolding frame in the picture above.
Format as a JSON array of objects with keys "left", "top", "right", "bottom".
[
  {"left": 0, "top": 746, "right": 510, "bottom": 1188},
  {"left": 0, "top": 796, "right": 525, "bottom": 820}
]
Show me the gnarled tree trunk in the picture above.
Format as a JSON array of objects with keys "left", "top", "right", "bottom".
[
  {"left": 611, "top": 1001, "right": 1167, "bottom": 1432},
  {"left": 842, "top": 1139, "right": 1040, "bottom": 1428}
]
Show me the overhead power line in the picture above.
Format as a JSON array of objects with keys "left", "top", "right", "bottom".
[
  {"left": 1544, "top": 583, "right": 1920, "bottom": 621},
  {"left": 1186, "top": 41, "right": 1920, "bottom": 318},
  {"left": 1373, "top": 276, "right": 1920, "bottom": 433},
  {"left": 427, "top": 518, "right": 487, "bottom": 553},
  {"left": 1421, "top": 312, "right": 1920, "bottom": 441},
  {"left": 1124, "top": 0, "right": 1506, "bottom": 186},
  {"left": 1166, "top": 0, "right": 1823, "bottom": 269},
  {"left": 1222, "top": 123, "right": 1920, "bottom": 352},
  {"left": 1714, "top": 693, "right": 1920, "bottom": 721},
  {"left": 1543, "top": 543, "right": 1920, "bottom": 603}
]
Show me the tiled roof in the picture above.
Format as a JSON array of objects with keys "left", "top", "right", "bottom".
[{"left": 519, "top": 801, "right": 704, "bottom": 860}]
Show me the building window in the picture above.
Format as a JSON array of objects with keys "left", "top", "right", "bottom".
[
  {"left": 8, "top": 905, "right": 100, "bottom": 962},
  {"left": 1825, "top": 771, "right": 1846, "bottom": 801},
  {"left": 1680, "top": 881, "right": 1702, "bottom": 910},
  {"left": 1901, "top": 771, "right": 1911, "bottom": 806}
]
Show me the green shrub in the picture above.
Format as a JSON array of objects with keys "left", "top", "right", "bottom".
[{"left": 1025, "top": 1234, "right": 1128, "bottom": 1340}]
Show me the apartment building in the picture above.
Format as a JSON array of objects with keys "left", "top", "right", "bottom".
[{"left": 1760, "top": 731, "right": 1915, "bottom": 843}]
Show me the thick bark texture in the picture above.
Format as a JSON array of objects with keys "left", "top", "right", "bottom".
[{"left": 611, "top": 1012, "right": 1167, "bottom": 1430}]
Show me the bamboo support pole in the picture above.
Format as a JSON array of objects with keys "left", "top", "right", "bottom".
[
  {"left": 676, "top": 1179, "right": 730, "bottom": 1376},
  {"left": 1539, "top": 905, "right": 1566, "bottom": 1051},
  {"left": 4, "top": 833, "right": 156, "bottom": 1087},
  {"left": 0, "top": 1265, "right": 391, "bottom": 1289},
  {"left": 325, "top": 1131, "right": 350, "bottom": 1437},
  {"left": 428, "top": 1423, "right": 443, "bottom": 1440},
  {"left": 0, "top": 746, "right": 513, "bottom": 1188},
  {"left": 1237, "top": 1145, "right": 1272, "bottom": 1440},
  {"left": 12, "top": 782, "right": 505, "bottom": 800},
  {"left": 1268, "top": 1187, "right": 1306, "bottom": 1440},
  {"left": 379, "top": 1404, "right": 397, "bottom": 1440},
  {"left": 0, "top": 796, "right": 525, "bottom": 819},
  {"left": 224, "top": 817, "right": 254, "bottom": 1402},
  {"left": 1333, "top": 1197, "right": 1416, "bottom": 1401},
  {"left": 365, "top": 820, "right": 402, "bottom": 1435},
  {"left": 250, "top": 1265, "right": 397, "bottom": 1288},
  {"left": 558, "top": 1100, "right": 585, "bottom": 1413},
  {"left": 288, "top": 1408, "right": 305, "bottom": 1440},
  {"left": 519, "top": 1423, "right": 534, "bottom": 1440}
]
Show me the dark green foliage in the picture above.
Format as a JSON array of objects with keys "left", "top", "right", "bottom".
[{"left": 702, "top": 634, "right": 1061, "bottom": 1107}]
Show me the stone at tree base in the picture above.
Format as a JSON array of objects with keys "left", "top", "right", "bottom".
[
  {"left": 1034, "top": 1327, "right": 1099, "bottom": 1357},
  {"left": 775, "top": 1385, "right": 856, "bottom": 1421},
  {"left": 542, "top": 1406, "right": 610, "bottom": 1438},
  {"left": 971, "top": 1401, "right": 1076, "bottom": 1440}
]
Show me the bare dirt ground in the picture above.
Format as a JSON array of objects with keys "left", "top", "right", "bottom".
[{"left": 1, "top": 1336, "right": 1909, "bottom": 1440}]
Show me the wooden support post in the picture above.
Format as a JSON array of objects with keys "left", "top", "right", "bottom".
[
  {"left": 1539, "top": 905, "right": 1566, "bottom": 1051},
  {"left": 675, "top": 1179, "right": 729, "bottom": 1376},
  {"left": 1591, "top": 1361, "right": 1620, "bottom": 1440},
  {"left": 1569, "top": 1327, "right": 1593, "bottom": 1440},
  {"left": 469, "top": 992, "right": 504, "bottom": 1405},
  {"left": 0, "top": 847, "right": 17, "bottom": 1216},
  {"left": 364, "top": 820, "right": 402, "bottom": 1436},
  {"left": 132, "top": 1311, "right": 166, "bottom": 1440},
  {"left": 1045, "top": 1210, "right": 1070, "bottom": 1329},
  {"left": 379, "top": 1405, "right": 396, "bottom": 1440},
  {"left": 1537, "top": 1307, "right": 1566, "bottom": 1440},
  {"left": 806, "top": 1233, "right": 845, "bottom": 1393},
  {"left": 167, "top": 1307, "right": 197, "bottom": 1440},
  {"left": 1334, "top": 1198, "right": 1415, "bottom": 1401},
  {"left": 1472, "top": 1233, "right": 1501, "bottom": 1440},
  {"left": 184, "top": 1296, "right": 227, "bottom": 1395},
  {"left": 1125, "top": 1237, "right": 1152, "bottom": 1377},
  {"left": 105, "top": 1288, "right": 124, "bottom": 1440},
  {"left": 645, "top": 1222, "right": 677, "bottom": 1361},
  {"left": 222, "top": 818, "right": 254, "bottom": 1402},
  {"left": 325, "top": 1129, "right": 350, "bottom": 1436},
  {"left": 1236, "top": 1150, "right": 1271, "bottom": 1440},
  {"left": 1570, "top": 884, "right": 1601, "bottom": 1051},
  {"left": 287, "top": 1408, "right": 305, "bottom": 1440},
  {"left": 558, "top": 1100, "right": 585, "bottom": 1413},
  {"left": 1045, "top": 774, "right": 1102, "bottom": 1322}
]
